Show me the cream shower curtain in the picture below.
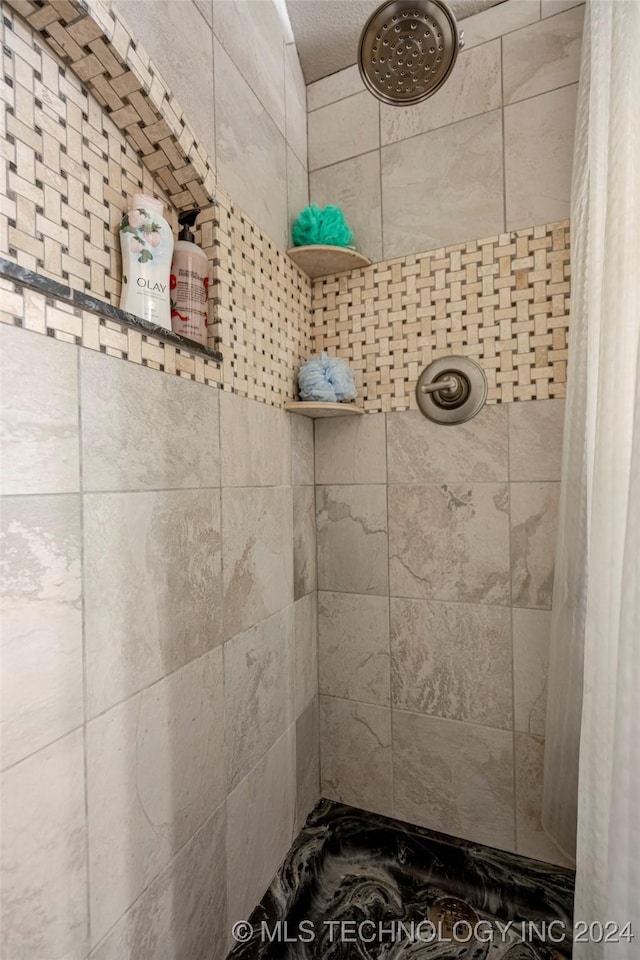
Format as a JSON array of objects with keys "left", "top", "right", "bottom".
[{"left": 542, "top": 0, "right": 640, "bottom": 949}]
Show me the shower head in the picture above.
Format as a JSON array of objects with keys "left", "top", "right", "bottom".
[{"left": 358, "top": 0, "right": 464, "bottom": 106}]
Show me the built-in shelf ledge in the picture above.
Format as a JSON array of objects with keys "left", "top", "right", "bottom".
[
  {"left": 0, "top": 258, "right": 224, "bottom": 364},
  {"left": 284, "top": 401, "right": 364, "bottom": 419},
  {"left": 286, "top": 246, "right": 372, "bottom": 279}
]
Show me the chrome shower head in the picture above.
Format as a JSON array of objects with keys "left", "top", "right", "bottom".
[{"left": 358, "top": 0, "right": 464, "bottom": 106}]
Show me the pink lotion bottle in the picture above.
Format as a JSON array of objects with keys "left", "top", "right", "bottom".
[{"left": 170, "top": 211, "right": 209, "bottom": 346}]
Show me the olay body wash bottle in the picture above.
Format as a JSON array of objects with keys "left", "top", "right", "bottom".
[{"left": 119, "top": 193, "right": 173, "bottom": 329}]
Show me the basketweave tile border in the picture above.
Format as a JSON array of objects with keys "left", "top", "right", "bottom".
[
  {"left": 0, "top": 269, "right": 225, "bottom": 384},
  {"left": 0, "top": 4, "right": 225, "bottom": 324},
  {"left": 311, "top": 221, "right": 571, "bottom": 411},
  {"left": 3, "top": 0, "right": 216, "bottom": 211},
  {"left": 1, "top": 2, "right": 314, "bottom": 405},
  {"left": 1, "top": 1, "right": 570, "bottom": 410}
]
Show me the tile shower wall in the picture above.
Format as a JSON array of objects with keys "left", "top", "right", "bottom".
[
  {"left": 112, "top": 0, "right": 308, "bottom": 249},
  {"left": 315, "top": 403, "right": 569, "bottom": 866},
  {"left": 0, "top": 322, "right": 320, "bottom": 959},
  {"left": 1, "top": 2, "right": 313, "bottom": 405},
  {"left": 312, "top": 220, "right": 571, "bottom": 411},
  {"left": 307, "top": 0, "right": 583, "bottom": 261}
]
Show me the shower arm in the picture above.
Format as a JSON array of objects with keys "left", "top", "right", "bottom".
[{"left": 419, "top": 377, "right": 459, "bottom": 396}]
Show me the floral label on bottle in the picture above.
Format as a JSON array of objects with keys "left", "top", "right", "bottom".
[
  {"left": 119, "top": 203, "right": 173, "bottom": 329},
  {"left": 120, "top": 207, "right": 163, "bottom": 263}
]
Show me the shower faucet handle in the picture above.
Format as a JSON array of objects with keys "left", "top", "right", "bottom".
[{"left": 420, "top": 377, "right": 459, "bottom": 396}]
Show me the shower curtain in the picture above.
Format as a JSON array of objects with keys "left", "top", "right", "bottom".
[{"left": 542, "top": 0, "right": 640, "bottom": 949}]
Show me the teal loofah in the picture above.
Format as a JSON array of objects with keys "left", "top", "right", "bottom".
[{"left": 292, "top": 204, "right": 354, "bottom": 249}]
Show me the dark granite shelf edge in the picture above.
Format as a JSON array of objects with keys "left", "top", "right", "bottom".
[{"left": 0, "top": 257, "right": 224, "bottom": 364}]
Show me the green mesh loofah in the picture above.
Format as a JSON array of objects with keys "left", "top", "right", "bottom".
[{"left": 292, "top": 204, "right": 355, "bottom": 249}]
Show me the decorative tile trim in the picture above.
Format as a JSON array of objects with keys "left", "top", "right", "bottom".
[
  {"left": 3, "top": 0, "right": 216, "bottom": 210},
  {"left": 0, "top": 274, "right": 224, "bottom": 385},
  {"left": 1, "top": 3, "right": 571, "bottom": 411},
  {"left": 0, "top": 4, "right": 313, "bottom": 406},
  {"left": 1, "top": 4, "right": 178, "bottom": 302},
  {"left": 0, "top": 256, "right": 223, "bottom": 362},
  {"left": 311, "top": 221, "right": 571, "bottom": 410},
  {"left": 213, "top": 185, "right": 313, "bottom": 406}
]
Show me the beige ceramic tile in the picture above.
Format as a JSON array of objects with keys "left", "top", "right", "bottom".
[
  {"left": 0, "top": 325, "right": 79, "bottom": 495},
  {"left": 381, "top": 110, "right": 504, "bottom": 259},
  {"left": 294, "top": 593, "right": 318, "bottom": 718},
  {"left": 316, "top": 485, "right": 388, "bottom": 596},
  {"left": 381, "top": 40, "right": 501, "bottom": 144},
  {"left": 393, "top": 711, "right": 515, "bottom": 850},
  {"left": 290, "top": 414, "right": 314, "bottom": 486},
  {"left": 515, "top": 732, "right": 574, "bottom": 866},
  {"left": 226, "top": 727, "right": 296, "bottom": 927},
  {"left": 511, "top": 482, "right": 560, "bottom": 609},
  {"left": 80, "top": 351, "right": 220, "bottom": 492},
  {"left": 224, "top": 606, "right": 294, "bottom": 790},
  {"left": 222, "top": 486, "right": 293, "bottom": 638},
  {"left": 315, "top": 413, "right": 387, "bottom": 485},
  {"left": 285, "top": 43, "right": 307, "bottom": 166},
  {"left": 503, "top": 5, "right": 583, "bottom": 104},
  {"left": 505, "top": 84, "right": 578, "bottom": 230},
  {"left": 388, "top": 483, "right": 510, "bottom": 604},
  {"left": 114, "top": 0, "right": 216, "bottom": 158},
  {"left": 307, "top": 65, "right": 365, "bottom": 111},
  {"left": 508, "top": 399, "right": 565, "bottom": 482},
  {"left": 318, "top": 592, "right": 390, "bottom": 706},
  {"left": 87, "top": 649, "right": 225, "bottom": 945},
  {"left": 296, "top": 697, "right": 320, "bottom": 832},
  {"left": 541, "top": 0, "right": 583, "bottom": 19},
  {"left": 309, "top": 150, "right": 383, "bottom": 262},
  {"left": 0, "top": 730, "right": 87, "bottom": 960},
  {"left": 220, "top": 391, "right": 290, "bottom": 486},
  {"left": 1, "top": 495, "right": 83, "bottom": 770},
  {"left": 320, "top": 696, "right": 392, "bottom": 817},
  {"left": 391, "top": 598, "right": 512, "bottom": 728},
  {"left": 90, "top": 804, "right": 227, "bottom": 960},
  {"left": 294, "top": 485, "right": 317, "bottom": 599},
  {"left": 287, "top": 146, "right": 310, "bottom": 245},
  {"left": 84, "top": 489, "right": 222, "bottom": 717},
  {"left": 462, "top": 0, "right": 540, "bottom": 49},
  {"left": 308, "top": 91, "right": 379, "bottom": 171},
  {"left": 214, "top": 40, "right": 288, "bottom": 247},
  {"left": 212, "top": 0, "right": 286, "bottom": 133},
  {"left": 195, "top": 0, "right": 213, "bottom": 25},
  {"left": 513, "top": 608, "right": 551, "bottom": 736},
  {"left": 386, "top": 406, "right": 508, "bottom": 483}
]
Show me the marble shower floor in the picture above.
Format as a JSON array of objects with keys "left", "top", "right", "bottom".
[{"left": 228, "top": 801, "right": 574, "bottom": 960}]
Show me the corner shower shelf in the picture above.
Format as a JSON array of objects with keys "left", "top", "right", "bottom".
[
  {"left": 284, "top": 401, "right": 364, "bottom": 419},
  {"left": 286, "top": 245, "right": 372, "bottom": 278}
]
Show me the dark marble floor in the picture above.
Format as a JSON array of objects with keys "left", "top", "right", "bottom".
[{"left": 228, "top": 801, "right": 574, "bottom": 960}]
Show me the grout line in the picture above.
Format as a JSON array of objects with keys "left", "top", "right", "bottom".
[
  {"left": 305, "top": 9, "right": 568, "bottom": 117},
  {"left": 500, "top": 37, "right": 508, "bottom": 234},
  {"left": 76, "top": 345, "right": 92, "bottom": 950},
  {"left": 211, "top": 11, "right": 217, "bottom": 175},
  {"left": 0, "top": 722, "right": 85, "bottom": 777},
  {"left": 211, "top": 30, "right": 287, "bottom": 143},
  {"left": 315, "top": 586, "right": 551, "bottom": 614},
  {"left": 89, "top": 795, "right": 227, "bottom": 954},
  {"left": 309, "top": 144, "right": 381, "bottom": 177},
  {"left": 506, "top": 402, "right": 519, "bottom": 852},
  {"left": 378, "top": 101, "right": 385, "bottom": 261},
  {"left": 384, "top": 411, "right": 395, "bottom": 817},
  {"left": 319, "top": 692, "right": 515, "bottom": 736},
  {"left": 82, "top": 596, "right": 303, "bottom": 731},
  {"left": 310, "top": 75, "right": 580, "bottom": 179}
]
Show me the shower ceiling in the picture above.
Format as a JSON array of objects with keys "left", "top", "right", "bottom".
[{"left": 286, "top": 0, "right": 506, "bottom": 82}]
